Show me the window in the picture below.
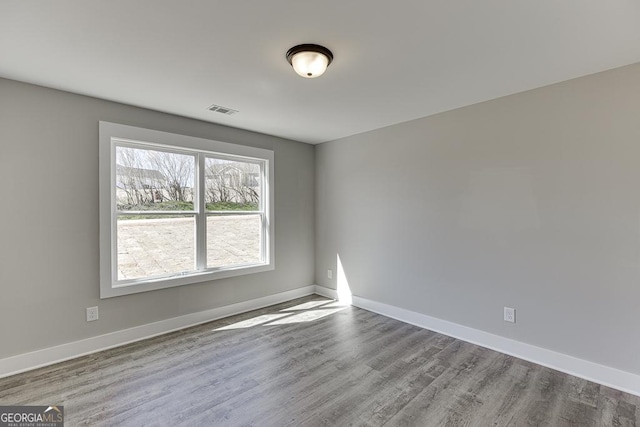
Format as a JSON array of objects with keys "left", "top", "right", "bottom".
[{"left": 99, "top": 122, "right": 274, "bottom": 298}]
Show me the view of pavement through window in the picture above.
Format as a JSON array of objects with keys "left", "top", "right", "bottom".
[{"left": 117, "top": 215, "right": 261, "bottom": 280}]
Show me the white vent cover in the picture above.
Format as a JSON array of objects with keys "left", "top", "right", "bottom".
[{"left": 207, "top": 104, "right": 238, "bottom": 115}]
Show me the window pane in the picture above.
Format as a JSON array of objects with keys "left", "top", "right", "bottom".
[
  {"left": 204, "top": 158, "right": 260, "bottom": 211},
  {"left": 117, "top": 215, "right": 195, "bottom": 280},
  {"left": 116, "top": 146, "right": 195, "bottom": 211},
  {"left": 207, "top": 214, "right": 262, "bottom": 268}
]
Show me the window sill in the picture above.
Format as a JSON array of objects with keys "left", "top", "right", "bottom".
[{"left": 101, "top": 263, "right": 275, "bottom": 298}]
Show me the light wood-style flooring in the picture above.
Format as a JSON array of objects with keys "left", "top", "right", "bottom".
[{"left": 0, "top": 295, "right": 638, "bottom": 426}]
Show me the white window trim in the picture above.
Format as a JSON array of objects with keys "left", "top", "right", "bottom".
[{"left": 99, "top": 121, "right": 275, "bottom": 299}]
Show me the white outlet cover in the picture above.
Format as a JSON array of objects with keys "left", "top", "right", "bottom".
[
  {"left": 504, "top": 307, "right": 516, "bottom": 323},
  {"left": 86, "top": 306, "right": 99, "bottom": 322},
  {"left": 327, "top": 269, "right": 333, "bottom": 279}
]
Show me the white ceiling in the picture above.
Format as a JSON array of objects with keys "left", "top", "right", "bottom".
[{"left": 1, "top": 1, "right": 639, "bottom": 144}]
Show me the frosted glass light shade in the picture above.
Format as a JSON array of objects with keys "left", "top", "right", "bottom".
[
  {"left": 286, "top": 44, "right": 333, "bottom": 79},
  {"left": 291, "top": 51, "right": 330, "bottom": 78}
]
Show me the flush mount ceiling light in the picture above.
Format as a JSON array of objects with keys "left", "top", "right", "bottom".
[{"left": 286, "top": 44, "right": 333, "bottom": 78}]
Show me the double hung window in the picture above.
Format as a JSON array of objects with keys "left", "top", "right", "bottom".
[{"left": 99, "top": 122, "right": 274, "bottom": 298}]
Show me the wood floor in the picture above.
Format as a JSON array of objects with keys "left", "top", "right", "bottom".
[{"left": 0, "top": 295, "right": 638, "bottom": 426}]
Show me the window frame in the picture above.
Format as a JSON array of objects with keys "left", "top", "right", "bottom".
[{"left": 99, "top": 122, "right": 274, "bottom": 299}]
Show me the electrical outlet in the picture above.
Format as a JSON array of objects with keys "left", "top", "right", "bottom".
[
  {"left": 327, "top": 269, "right": 333, "bottom": 279},
  {"left": 86, "top": 306, "right": 99, "bottom": 322},
  {"left": 504, "top": 307, "right": 516, "bottom": 323}
]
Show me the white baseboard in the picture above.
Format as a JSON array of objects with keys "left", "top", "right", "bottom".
[
  {"left": 0, "top": 285, "right": 316, "bottom": 379},
  {"left": 313, "top": 284, "right": 339, "bottom": 300},
  {"left": 343, "top": 292, "right": 640, "bottom": 397}
]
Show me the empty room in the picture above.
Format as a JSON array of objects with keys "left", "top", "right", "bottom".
[{"left": 1, "top": 1, "right": 640, "bottom": 425}]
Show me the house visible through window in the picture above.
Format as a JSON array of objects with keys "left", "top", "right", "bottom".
[{"left": 99, "top": 122, "right": 274, "bottom": 298}]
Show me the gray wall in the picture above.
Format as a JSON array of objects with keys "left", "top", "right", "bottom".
[
  {"left": 0, "top": 78, "right": 315, "bottom": 359},
  {"left": 316, "top": 63, "right": 640, "bottom": 375}
]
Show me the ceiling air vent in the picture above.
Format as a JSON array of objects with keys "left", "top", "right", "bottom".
[{"left": 207, "top": 104, "right": 238, "bottom": 116}]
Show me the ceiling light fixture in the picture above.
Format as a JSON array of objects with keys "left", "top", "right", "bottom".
[{"left": 286, "top": 44, "right": 333, "bottom": 78}]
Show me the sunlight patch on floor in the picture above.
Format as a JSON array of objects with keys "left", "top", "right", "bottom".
[
  {"left": 265, "top": 307, "right": 347, "bottom": 325},
  {"left": 319, "top": 301, "right": 350, "bottom": 308},
  {"left": 214, "top": 313, "right": 291, "bottom": 331},
  {"left": 213, "top": 299, "right": 348, "bottom": 331},
  {"left": 280, "top": 300, "right": 333, "bottom": 312}
]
